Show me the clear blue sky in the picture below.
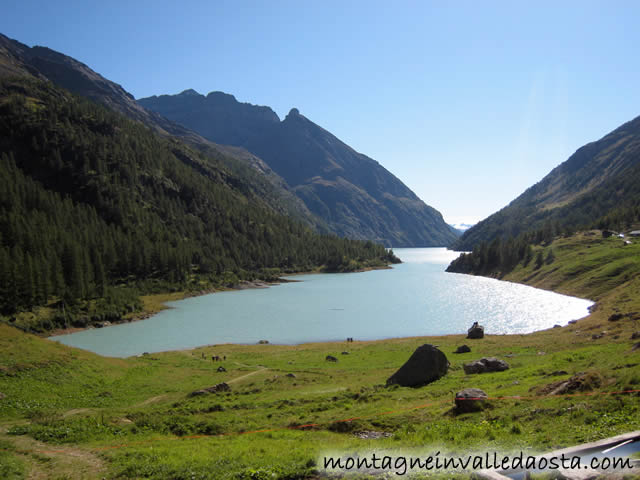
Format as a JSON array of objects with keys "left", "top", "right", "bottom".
[{"left": 3, "top": 1, "right": 639, "bottom": 225}]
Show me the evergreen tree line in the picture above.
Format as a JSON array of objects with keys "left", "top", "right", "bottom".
[
  {"left": 446, "top": 221, "right": 562, "bottom": 277},
  {"left": 446, "top": 199, "right": 640, "bottom": 278},
  {"left": 0, "top": 77, "right": 398, "bottom": 323}
]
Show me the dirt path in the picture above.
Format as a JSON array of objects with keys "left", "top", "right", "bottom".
[
  {"left": 0, "top": 432, "right": 107, "bottom": 480},
  {"left": 62, "top": 407, "right": 94, "bottom": 418},
  {"left": 132, "top": 394, "right": 169, "bottom": 408},
  {"left": 228, "top": 365, "right": 268, "bottom": 384}
]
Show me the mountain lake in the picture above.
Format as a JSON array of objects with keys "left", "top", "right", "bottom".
[{"left": 49, "top": 248, "right": 594, "bottom": 357}]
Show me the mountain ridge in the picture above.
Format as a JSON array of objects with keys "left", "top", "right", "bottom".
[
  {"left": 0, "top": 32, "right": 323, "bottom": 230},
  {"left": 452, "top": 114, "right": 640, "bottom": 250},
  {"left": 139, "top": 89, "right": 458, "bottom": 246}
]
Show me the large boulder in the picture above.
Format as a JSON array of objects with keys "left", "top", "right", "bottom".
[
  {"left": 455, "top": 388, "right": 488, "bottom": 413},
  {"left": 463, "top": 357, "right": 509, "bottom": 374},
  {"left": 466, "top": 323, "right": 484, "bottom": 339},
  {"left": 386, "top": 344, "right": 449, "bottom": 387},
  {"left": 454, "top": 345, "right": 471, "bottom": 354}
]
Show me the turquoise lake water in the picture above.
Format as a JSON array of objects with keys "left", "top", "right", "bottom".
[{"left": 49, "top": 248, "right": 593, "bottom": 357}]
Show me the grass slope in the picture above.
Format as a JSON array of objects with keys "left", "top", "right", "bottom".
[
  {"left": 0, "top": 259, "right": 639, "bottom": 480},
  {"left": 497, "top": 231, "right": 640, "bottom": 328}
]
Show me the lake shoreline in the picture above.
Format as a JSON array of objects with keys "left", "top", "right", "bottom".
[
  {"left": 46, "top": 264, "right": 394, "bottom": 338},
  {"left": 46, "top": 278, "right": 293, "bottom": 338}
]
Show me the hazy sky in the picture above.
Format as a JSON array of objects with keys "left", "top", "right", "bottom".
[{"left": 3, "top": 1, "right": 639, "bottom": 225}]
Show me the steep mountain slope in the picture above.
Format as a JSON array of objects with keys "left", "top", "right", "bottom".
[
  {"left": 453, "top": 115, "right": 640, "bottom": 250},
  {"left": 139, "top": 90, "right": 458, "bottom": 247},
  {"left": 0, "top": 33, "right": 320, "bottom": 229},
  {"left": 0, "top": 76, "right": 397, "bottom": 331}
]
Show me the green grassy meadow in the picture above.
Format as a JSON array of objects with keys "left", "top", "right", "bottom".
[{"left": 1, "top": 232, "right": 640, "bottom": 479}]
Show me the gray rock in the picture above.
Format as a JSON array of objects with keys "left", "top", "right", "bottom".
[
  {"left": 463, "top": 357, "right": 510, "bottom": 374},
  {"left": 217, "top": 366, "right": 227, "bottom": 372},
  {"left": 285, "top": 373, "right": 296, "bottom": 378},
  {"left": 454, "top": 345, "right": 471, "bottom": 354},
  {"left": 209, "top": 382, "right": 230, "bottom": 392},
  {"left": 326, "top": 355, "right": 338, "bottom": 362},
  {"left": 466, "top": 324, "right": 484, "bottom": 339},
  {"left": 455, "top": 388, "right": 488, "bottom": 413},
  {"left": 189, "top": 382, "right": 230, "bottom": 397},
  {"left": 386, "top": 344, "right": 449, "bottom": 387},
  {"left": 341, "top": 351, "right": 350, "bottom": 355}
]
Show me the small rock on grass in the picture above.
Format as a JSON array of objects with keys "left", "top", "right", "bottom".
[
  {"left": 463, "top": 357, "right": 509, "bottom": 374},
  {"left": 455, "top": 388, "right": 488, "bottom": 413},
  {"left": 189, "top": 382, "right": 230, "bottom": 397},
  {"left": 454, "top": 345, "right": 471, "bottom": 354}
]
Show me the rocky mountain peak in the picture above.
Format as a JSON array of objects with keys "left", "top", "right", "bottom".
[{"left": 179, "top": 88, "right": 202, "bottom": 97}]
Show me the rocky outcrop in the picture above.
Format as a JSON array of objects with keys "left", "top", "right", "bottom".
[
  {"left": 386, "top": 344, "right": 449, "bottom": 387},
  {"left": 463, "top": 357, "right": 509, "bottom": 374},
  {"left": 454, "top": 345, "right": 471, "bottom": 354},
  {"left": 326, "top": 355, "right": 338, "bottom": 362},
  {"left": 455, "top": 388, "right": 488, "bottom": 413}
]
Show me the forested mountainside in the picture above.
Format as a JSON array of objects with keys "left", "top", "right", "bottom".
[
  {"left": 0, "top": 77, "right": 398, "bottom": 331},
  {"left": 0, "top": 32, "right": 321, "bottom": 229},
  {"left": 139, "top": 90, "right": 458, "bottom": 247},
  {"left": 453, "top": 114, "right": 640, "bottom": 251}
]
